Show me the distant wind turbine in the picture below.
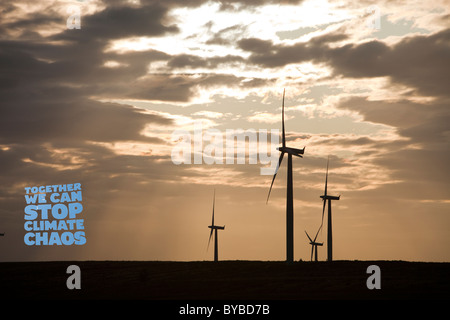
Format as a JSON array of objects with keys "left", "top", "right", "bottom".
[
  {"left": 320, "top": 157, "right": 340, "bottom": 262},
  {"left": 208, "top": 190, "right": 225, "bottom": 262},
  {"left": 305, "top": 229, "right": 323, "bottom": 262},
  {"left": 266, "top": 89, "right": 305, "bottom": 263}
]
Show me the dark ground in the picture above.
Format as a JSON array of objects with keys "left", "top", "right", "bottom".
[{"left": 0, "top": 260, "right": 448, "bottom": 300}]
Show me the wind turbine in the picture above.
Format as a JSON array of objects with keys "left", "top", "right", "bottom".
[
  {"left": 305, "top": 229, "right": 323, "bottom": 262},
  {"left": 208, "top": 190, "right": 225, "bottom": 262},
  {"left": 320, "top": 157, "right": 340, "bottom": 262},
  {"left": 266, "top": 89, "right": 305, "bottom": 263}
]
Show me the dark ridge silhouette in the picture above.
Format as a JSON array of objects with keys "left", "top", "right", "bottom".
[{"left": 0, "top": 260, "right": 448, "bottom": 300}]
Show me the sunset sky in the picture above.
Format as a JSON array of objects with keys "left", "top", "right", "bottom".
[{"left": 0, "top": 0, "right": 449, "bottom": 262}]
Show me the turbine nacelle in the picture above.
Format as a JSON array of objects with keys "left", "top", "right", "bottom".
[
  {"left": 320, "top": 195, "right": 340, "bottom": 201},
  {"left": 277, "top": 146, "right": 305, "bottom": 157},
  {"left": 208, "top": 225, "right": 225, "bottom": 230}
]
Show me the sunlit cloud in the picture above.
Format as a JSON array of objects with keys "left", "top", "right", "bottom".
[
  {"left": 248, "top": 112, "right": 282, "bottom": 124},
  {"left": 192, "top": 111, "right": 227, "bottom": 119},
  {"left": 103, "top": 60, "right": 128, "bottom": 68}
]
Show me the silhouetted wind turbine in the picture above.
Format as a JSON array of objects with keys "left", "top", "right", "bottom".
[
  {"left": 266, "top": 89, "right": 305, "bottom": 263},
  {"left": 320, "top": 157, "right": 340, "bottom": 262},
  {"left": 305, "top": 229, "right": 323, "bottom": 262},
  {"left": 208, "top": 190, "right": 225, "bottom": 262}
]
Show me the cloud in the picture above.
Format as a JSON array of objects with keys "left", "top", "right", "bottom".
[
  {"left": 54, "top": 2, "right": 179, "bottom": 42},
  {"left": 238, "top": 27, "right": 450, "bottom": 98},
  {"left": 326, "top": 29, "right": 450, "bottom": 98},
  {"left": 214, "top": 0, "right": 306, "bottom": 11},
  {"left": 0, "top": 89, "right": 172, "bottom": 144},
  {"left": 192, "top": 110, "right": 226, "bottom": 119},
  {"left": 167, "top": 54, "right": 245, "bottom": 70},
  {"left": 336, "top": 95, "right": 450, "bottom": 201},
  {"left": 337, "top": 96, "right": 450, "bottom": 146}
]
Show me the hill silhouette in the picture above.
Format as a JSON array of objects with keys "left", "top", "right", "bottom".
[{"left": 0, "top": 260, "right": 448, "bottom": 300}]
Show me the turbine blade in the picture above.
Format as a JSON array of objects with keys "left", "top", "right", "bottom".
[
  {"left": 320, "top": 158, "right": 328, "bottom": 236},
  {"left": 324, "top": 156, "right": 329, "bottom": 196},
  {"left": 320, "top": 199, "right": 326, "bottom": 234},
  {"left": 314, "top": 227, "right": 320, "bottom": 242},
  {"left": 212, "top": 189, "right": 215, "bottom": 227},
  {"left": 207, "top": 228, "right": 213, "bottom": 251},
  {"left": 282, "top": 89, "right": 286, "bottom": 148},
  {"left": 266, "top": 152, "right": 284, "bottom": 203},
  {"left": 305, "top": 230, "right": 313, "bottom": 242}
]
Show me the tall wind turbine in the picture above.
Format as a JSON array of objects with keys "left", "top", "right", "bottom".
[
  {"left": 305, "top": 229, "right": 323, "bottom": 262},
  {"left": 208, "top": 190, "right": 225, "bottom": 262},
  {"left": 266, "top": 89, "right": 305, "bottom": 263},
  {"left": 320, "top": 157, "right": 340, "bottom": 262}
]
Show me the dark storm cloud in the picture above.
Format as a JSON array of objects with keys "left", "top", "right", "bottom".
[
  {"left": 0, "top": 37, "right": 173, "bottom": 144},
  {"left": 245, "top": 20, "right": 450, "bottom": 204},
  {"left": 336, "top": 96, "right": 450, "bottom": 200},
  {"left": 167, "top": 54, "right": 245, "bottom": 69},
  {"left": 0, "top": 95, "right": 171, "bottom": 144},
  {"left": 237, "top": 31, "right": 347, "bottom": 68},
  {"left": 0, "top": 0, "right": 182, "bottom": 231},
  {"left": 238, "top": 38, "right": 274, "bottom": 53},
  {"left": 0, "top": 0, "right": 316, "bottom": 104},
  {"left": 139, "top": 0, "right": 306, "bottom": 9},
  {"left": 55, "top": 2, "right": 178, "bottom": 42},
  {"left": 315, "top": 135, "right": 377, "bottom": 147},
  {"left": 337, "top": 97, "right": 450, "bottom": 145},
  {"left": 105, "top": 0, "right": 305, "bottom": 12},
  {"left": 123, "top": 73, "right": 274, "bottom": 102},
  {"left": 238, "top": 28, "right": 450, "bottom": 97},
  {"left": 326, "top": 29, "right": 450, "bottom": 98},
  {"left": 1, "top": 0, "right": 447, "bottom": 170},
  {"left": 215, "top": 0, "right": 305, "bottom": 11},
  {"left": 0, "top": 0, "right": 280, "bottom": 194},
  {"left": 0, "top": 1, "right": 273, "bottom": 106},
  {"left": 4, "top": 12, "right": 61, "bottom": 30}
]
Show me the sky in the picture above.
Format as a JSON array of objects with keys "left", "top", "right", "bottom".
[{"left": 0, "top": 0, "right": 449, "bottom": 262}]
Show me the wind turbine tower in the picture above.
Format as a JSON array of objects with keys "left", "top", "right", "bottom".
[
  {"left": 208, "top": 190, "right": 225, "bottom": 262},
  {"left": 320, "top": 158, "right": 340, "bottom": 262},
  {"left": 266, "top": 89, "right": 305, "bottom": 263},
  {"left": 305, "top": 229, "right": 323, "bottom": 262}
]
